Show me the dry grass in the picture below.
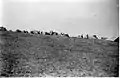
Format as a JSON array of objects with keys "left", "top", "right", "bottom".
[{"left": 0, "top": 31, "right": 119, "bottom": 77}]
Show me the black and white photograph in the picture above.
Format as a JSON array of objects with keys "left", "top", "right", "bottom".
[{"left": 0, "top": 0, "right": 119, "bottom": 77}]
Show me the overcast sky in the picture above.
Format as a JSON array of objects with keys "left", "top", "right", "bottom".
[{"left": 0, "top": 0, "right": 119, "bottom": 40}]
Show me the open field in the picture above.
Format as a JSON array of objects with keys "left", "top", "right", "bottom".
[{"left": 0, "top": 31, "right": 119, "bottom": 77}]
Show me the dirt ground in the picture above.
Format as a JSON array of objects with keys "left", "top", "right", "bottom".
[{"left": 0, "top": 31, "right": 119, "bottom": 77}]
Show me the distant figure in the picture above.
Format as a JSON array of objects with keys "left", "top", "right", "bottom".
[
  {"left": 37, "top": 31, "right": 41, "bottom": 34},
  {"left": 60, "top": 33, "right": 69, "bottom": 37},
  {"left": 45, "top": 32, "right": 50, "bottom": 35},
  {"left": 30, "top": 31, "right": 34, "bottom": 34},
  {"left": 16, "top": 29, "right": 22, "bottom": 33},
  {"left": 86, "top": 34, "right": 89, "bottom": 39},
  {"left": 50, "top": 31, "right": 54, "bottom": 35},
  {"left": 23, "top": 30, "right": 28, "bottom": 33},
  {"left": 114, "top": 37, "right": 119, "bottom": 43},
  {"left": 54, "top": 32, "right": 58, "bottom": 35},
  {"left": 0, "top": 27, "right": 7, "bottom": 31},
  {"left": 93, "top": 35, "right": 98, "bottom": 39},
  {"left": 50, "top": 31, "right": 58, "bottom": 35},
  {"left": 61, "top": 33, "right": 64, "bottom": 36},
  {"left": 41, "top": 31, "right": 43, "bottom": 34},
  {"left": 31, "top": 30, "right": 39, "bottom": 34},
  {"left": 61, "top": 33, "right": 65, "bottom": 37},
  {"left": 64, "top": 34, "right": 69, "bottom": 37},
  {"left": 81, "top": 34, "right": 83, "bottom": 38}
]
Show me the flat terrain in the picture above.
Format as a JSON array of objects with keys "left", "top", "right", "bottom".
[{"left": 0, "top": 31, "right": 119, "bottom": 77}]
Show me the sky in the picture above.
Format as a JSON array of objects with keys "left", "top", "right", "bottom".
[{"left": 0, "top": 0, "right": 119, "bottom": 40}]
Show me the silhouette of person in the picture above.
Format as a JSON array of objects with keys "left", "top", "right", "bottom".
[
  {"left": 81, "top": 34, "right": 83, "bottom": 38},
  {"left": 86, "top": 34, "right": 89, "bottom": 39}
]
